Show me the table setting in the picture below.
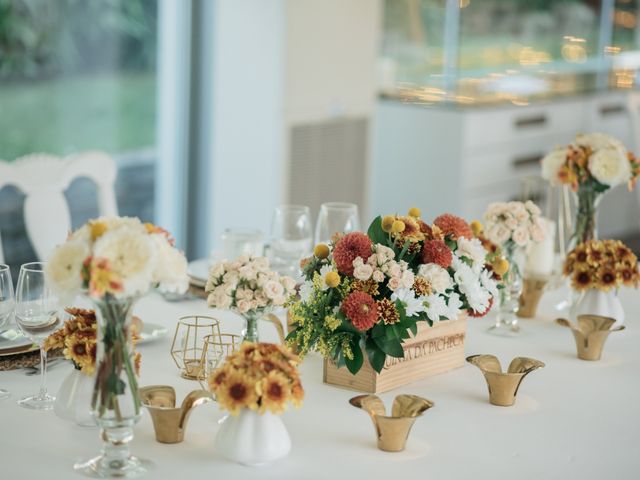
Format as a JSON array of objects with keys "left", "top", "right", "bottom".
[{"left": 0, "top": 132, "right": 639, "bottom": 479}]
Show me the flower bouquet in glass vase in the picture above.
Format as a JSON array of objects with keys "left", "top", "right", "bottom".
[
  {"left": 541, "top": 132, "right": 640, "bottom": 247},
  {"left": 288, "top": 209, "right": 503, "bottom": 377},
  {"left": 208, "top": 342, "right": 303, "bottom": 466},
  {"left": 564, "top": 239, "right": 639, "bottom": 327},
  {"left": 482, "top": 201, "right": 546, "bottom": 335},
  {"left": 45, "top": 217, "right": 188, "bottom": 478},
  {"left": 205, "top": 256, "right": 296, "bottom": 342}
]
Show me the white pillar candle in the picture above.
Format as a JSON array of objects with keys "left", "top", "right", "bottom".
[{"left": 526, "top": 218, "right": 555, "bottom": 277}]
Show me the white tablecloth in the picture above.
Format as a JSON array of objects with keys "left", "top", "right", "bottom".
[{"left": 1, "top": 287, "right": 638, "bottom": 480}]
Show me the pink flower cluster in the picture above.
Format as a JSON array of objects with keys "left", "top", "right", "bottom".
[
  {"left": 483, "top": 201, "right": 545, "bottom": 248},
  {"left": 206, "top": 255, "right": 296, "bottom": 314},
  {"left": 351, "top": 244, "right": 414, "bottom": 292}
]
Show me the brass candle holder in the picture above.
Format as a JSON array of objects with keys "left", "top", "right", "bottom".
[
  {"left": 197, "top": 333, "right": 242, "bottom": 389},
  {"left": 556, "top": 315, "right": 625, "bottom": 361},
  {"left": 349, "top": 394, "right": 434, "bottom": 452},
  {"left": 139, "top": 385, "right": 213, "bottom": 444},
  {"left": 170, "top": 315, "right": 221, "bottom": 380},
  {"left": 517, "top": 275, "right": 549, "bottom": 318},
  {"left": 466, "top": 355, "right": 545, "bottom": 407}
]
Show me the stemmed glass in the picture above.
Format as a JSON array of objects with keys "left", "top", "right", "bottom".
[
  {"left": 314, "top": 202, "right": 361, "bottom": 245},
  {"left": 15, "top": 262, "right": 61, "bottom": 410},
  {"left": 0, "top": 264, "right": 14, "bottom": 401},
  {"left": 268, "top": 205, "right": 313, "bottom": 279}
]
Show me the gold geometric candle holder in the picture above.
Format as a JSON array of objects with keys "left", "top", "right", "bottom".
[
  {"left": 198, "top": 333, "right": 242, "bottom": 389},
  {"left": 170, "top": 315, "right": 221, "bottom": 380},
  {"left": 556, "top": 315, "right": 625, "bottom": 361},
  {"left": 466, "top": 355, "right": 545, "bottom": 407},
  {"left": 349, "top": 394, "right": 434, "bottom": 452}
]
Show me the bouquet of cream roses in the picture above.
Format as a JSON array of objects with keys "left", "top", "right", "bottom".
[
  {"left": 483, "top": 201, "right": 545, "bottom": 249},
  {"left": 45, "top": 216, "right": 188, "bottom": 300}
]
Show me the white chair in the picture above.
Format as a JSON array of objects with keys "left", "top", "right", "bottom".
[{"left": 0, "top": 151, "right": 118, "bottom": 263}]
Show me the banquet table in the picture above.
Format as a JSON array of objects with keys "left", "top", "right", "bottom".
[{"left": 1, "top": 286, "right": 639, "bottom": 480}]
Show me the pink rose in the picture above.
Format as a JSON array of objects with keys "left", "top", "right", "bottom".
[
  {"left": 372, "top": 270, "right": 384, "bottom": 283},
  {"left": 387, "top": 277, "right": 401, "bottom": 291},
  {"left": 354, "top": 263, "right": 373, "bottom": 281},
  {"left": 512, "top": 226, "right": 530, "bottom": 247},
  {"left": 263, "top": 280, "right": 284, "bottom": 300}
]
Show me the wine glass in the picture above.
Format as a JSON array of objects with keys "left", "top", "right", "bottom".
[
  {"left": 0, "top": 264, "right": 14, "bottom": 401},
  {"left": 268, "top": 205, "right": 312, "bottom": 278},
  {"left": 15, "top": 262, "right": 61, "bottom": 410},
  {"left": 314, "top": 202, "right": 360, "bottom": 245}
]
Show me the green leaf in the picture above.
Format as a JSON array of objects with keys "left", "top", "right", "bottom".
[
  {"left": 345, "top": 339, "right": 364, "bottom": 374},
  {"left": 398, "top": 240, "right": 410, "bottom": 260},
  {"left": 371, "top": 323, "right": 386, "bottom": 338},
  {"left": 367, "top": 216, "right": 387, "bottom": 245},
  {"left": 373, "top": 336, "right": 405, "bottom": 358},
  {"left": 365, "top": 337, "right": 386, "bottom": 373}
]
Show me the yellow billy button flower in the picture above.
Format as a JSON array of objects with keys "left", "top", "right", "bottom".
[
  {"left": 493, "top": 258, "right": 509, "bottom": 276},
  {"left": 89, "top": 221, "right": 108, "bottom": 241},
  {"left": 470, "top": 220, "right": 483, "bottom": 236},
  {"left": 381, "top": 215, "right": 395, "bottom": 233},
  {"left": 408, "top": 207, "right": 421, "bottom": 218},
  {"left": 313, "top": 243, "right": 330, "bottom": 259},
  {"left": 391, "top": 220, "right": 406, "bottom": 234},
  {"left": 325, "top": 271, "right": 341, "bottom": 288}
]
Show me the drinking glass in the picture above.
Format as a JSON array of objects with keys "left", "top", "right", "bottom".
[
  {"left": 15, "top": 262, "right": 61, "bottom": 410},
  {"left": 314, "top": 202, "right": 361, "bottom": 245},
  {"left": 0, "top": 264, "right": 14, "bottom": 401},
  {"left": 221, "top": 228, "right": 264, "bottom": 259},
  {"left": 268, "top": 205, "right": 312, "bottom": 278}
]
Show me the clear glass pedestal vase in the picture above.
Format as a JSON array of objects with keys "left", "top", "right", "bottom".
[
  {"left": 489, "top": 245, "right": 525, "bottom": 336},
  {"left": 54, "top": 366, "right": 96, "bottom": 427},
  {"left": 74, "top": 295, "right": 150, "bottom": 478}
]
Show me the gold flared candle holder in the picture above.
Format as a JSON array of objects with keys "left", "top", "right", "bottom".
[
  {"left": 517, "top": 275, "right": 550, "bottom": 318},
  {"left": 139, "top": 385, "right": 213, "bottom": 444},
  {"left": 466, "top": 355, "right": 545, "bottom": 407},
  {"left": 170, "top": 315, "right": 221, "bottom": 380},
  {"left": 556, "top": 315, "right": 625, "bottom": 361},
  {"left": 349, "top": 394, "right": 434, "bottom": 452},
  {"left": 198, "top": 333, "right": 242, "bottom": 389}
]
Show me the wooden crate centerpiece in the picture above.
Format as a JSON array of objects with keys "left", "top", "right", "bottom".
[{"left": 323, "top": 315, "right": 467, "bottom": 393}]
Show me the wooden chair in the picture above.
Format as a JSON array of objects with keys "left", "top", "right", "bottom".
[{"left": 0, "top": 151, "right": 118, "bottom": 263}]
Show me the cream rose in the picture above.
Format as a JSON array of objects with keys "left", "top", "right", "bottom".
[
  {"left": 541, "top": 149, "right": 567, "bottom": 186},
  {"left": 588, "top": 147, "right": 630, "bottom": 187},
  {"left": 353, "top": 262, "right": 373, "bottom": 281},
  {"left": 487, "top": 224, "right": 510, "bottom": 245},
  {"left": 263, "top": 280, "right": 285, "bottom": 300},
  {"left": 512, "top": 226, "right": 530, "bottom": 247},
  {"left": 45, "top": 239, "right": 90, "bottom": 298}
]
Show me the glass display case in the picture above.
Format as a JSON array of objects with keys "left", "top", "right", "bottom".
[{"left": 380, "top": 0, "right": 640, "bottom": 105}]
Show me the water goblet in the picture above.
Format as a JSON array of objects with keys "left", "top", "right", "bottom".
[
  {"left": 15, "top": 262, "right": 61, "bottom": 410},
  {"left": 314, "top": 202, "right": 360, "bottom": 245},
  {"left": 0, "top": 264, "right": 14, "bottom": 401},
  {"left": 268, "top": 205, "right": 312, "bottom": 278}
]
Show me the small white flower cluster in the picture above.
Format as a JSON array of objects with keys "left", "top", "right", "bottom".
[
  {"left": 206, "top": 255, "right": 296, "bottom": 314},
  {"left": 46, "top": 216, "right": 188, "bottom": 300},
  {"left": 483, "top": 201, "right": 545, "bottom": 248},
  {"left": 352, "top": 244, "right": 414, "bottom": 291},
  {"left": 542, "top": 132, "right": 631, "bottom": 187}
]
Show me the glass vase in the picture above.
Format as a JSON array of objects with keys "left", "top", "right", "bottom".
[
  {"left": 241, "top": 311, "right": 261, "bottom": 343},
  {"left": 54, "top": 366, "right": 96, "bottom": 427},
  {"left": 74, "top": 295, "right": 150, "bottom": 478},
  {"left": 571, "top": 184, "right": 604, "bottom": 249},
  {"left": 489, "top": 244, "right": 525, "bottom": 336}
]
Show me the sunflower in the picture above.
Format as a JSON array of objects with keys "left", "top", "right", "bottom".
[
  {"left": 571, "top": 269, "right": 593, "bottom": 290},
  {"left": 597, "top": 269, "right": 618, "bottom": 291},
  {"left": 290, "top": 379, "right": 305, "bottom": 407},
  {"left": 620, "top": 267, "right": 639, "bottom": 287},
  {"left": 216, "top": 371, "right": 259, "bottom": 415},
  {"left": 64, "top": 330, "right": 96, "bottom": 374},
  {"left": 258, "top": 371, "right": 292, "bottom": 414}
]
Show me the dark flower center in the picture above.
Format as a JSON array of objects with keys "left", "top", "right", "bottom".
[{"left": 229, "top": 383, "right": 247, "bottom": 401}]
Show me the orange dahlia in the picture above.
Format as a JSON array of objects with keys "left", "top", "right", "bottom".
[
  {"left": 342, "top": 291, "right": 379, "bottom": 331},
  {"left": 332, "top": 232, "right": 372, "bottom": 276},
  {"left": 433, "top": 214, "right": 473, "bottom": 240},
  {"left": 421, "top": 239, "right": 453, "bottom": 268}
]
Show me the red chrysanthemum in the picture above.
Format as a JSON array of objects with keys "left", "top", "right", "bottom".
[
  {"left": 421, "top": 239, "right": 453, "bottom": 268},
  {"left": 433, "top": 213, "right": 473, "bottom": 240},
  {"left": 342, "top": 291, "right": 378, "bottom": 331},
  {"left": 332, "top": 232, "right": 372, "bottom": 276},
  {"left": 468, "top": 297, "right": 494, "bottom": 318}
]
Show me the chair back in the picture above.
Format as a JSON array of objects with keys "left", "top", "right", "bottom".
[{"left": 0, "top": 151, "right": 118, "bottom": 262}]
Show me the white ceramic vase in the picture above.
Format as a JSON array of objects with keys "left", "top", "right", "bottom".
[
  {"left": 215, "top": 409, "right": 291, "bottom": 466},
  {"left": 573, "top": 288, "right": 625, "bottom": 327},
  {"left": 54, "top": 366, "right": 96, "bottom": 426}
]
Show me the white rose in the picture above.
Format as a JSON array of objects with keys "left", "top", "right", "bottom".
[
  {"left": 263, "top": 280, "right": 284, "bottom": 300},
  {"left": 525, "top": 200, "right": 541, "bottom": 217},
  {"left": 575, "top": 132, "right": 626, "bottom": 154},
  {"left": 541, "top": 148, "right": 567, "bottom": 186},
  {"left": 512, "top": 226, "right": 530, "bottom": 247},
  {"left": 236, "top": 299, "right": 252, "bottom": 314},
  {"left": 487, "top": 224, "right": 510, "bottom": 245},
  {"left": 238, "top": 264, "right": 258, "bottom": 280},
  {"left": 210, "top": 262, "right": 225, "bottom": 279},
  {"left": 418, "top": 264, "right": 452, "bottom": 293},
  {"left": 372, "top": 270, "right": 384, "bottom": 283},
  {"left": 588, "top": 147, "right": 630, "bottom": 187},
  {"left": 45, "top": 239, "right": 90, "bottom": 299},
  {"left": 353, "top": 262, "right": 373, "bottom": 281}
]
